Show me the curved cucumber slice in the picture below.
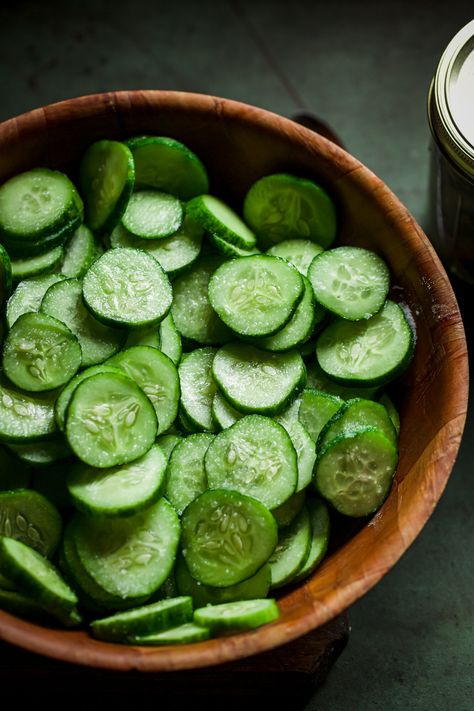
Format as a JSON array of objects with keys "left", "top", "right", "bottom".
[
  {"left": 8, "top": 438, "right": 71, "bottom": 467},
  {"left": 82, "top": 248, "right": 172, "bottom": 328},
  {"left": 132, "top": 622, "right": 210, "bottom": 645},
  {"left": 11, "top": 245, "right": 63, "bottom": 281},
  {"left": 0, "top": 489, "right": 61, "bottom": 557},
  {"left": 209, "top": 232, "right": 260, "bottom": 258},
  {"left": 159, "top": 313, "right": 182, "bottom": 365},
  {"left": 67, "top": 444, "right": 167, "bottom": 518},
  {"left": 316, "top": 300, "right": 415, "bottom": 386},
  {"left": 0, "top": 243, "right": 12, "bottom": 308},
  {"left": 293, "top": 497, "right": 330, "bottom": 583},
  {"left": 3, "top": 312, "right": 82, "bottom": 392},
  {"left": 212, "top": 342, "right": 306, "bottom": 415},
  {"left": 211, "top": 391, "right": 243, "bottom": 430},
  {"left": 298, "top": 388, "right": 343, "bottom": 443},
  {"left": 243, "top": 173, "right": 337, "bottom": 249},
  {"left": 0, "top": 588, "right": 49, "bottom": 620},
  {"left": 79, "top": 140, "right": 134, "bottom": 234},
  {"left": 60, "top": 224, "right": 97, "bottom": 278},
  {"left": 178, "top": 347, "right": 217, "bottom": 432},
  {"left": 171, "top": 256, "right": 232, "bottom": 345},
  {"left": 269, "top": 506, "right": 311, "bottom": 588},
  {"left": 318, "top": 397, "right": 398, "bottom": 451},
  {"left": 165, "top": 433, "right": 213, "bottom": 515},
  {"left": 126, "top": 135, "right": 209, "bottom": 200},
  {"left": 107, "top": 346, "right": 180, "bottom": 435},
  {"left": 124, "top": 323, "right": 161, "bottom": 350},
  {"left": 74, "top": 497, "right": 180, "bottom": 598},
  {"left": 315, "top": 428, "right": 398, "bottom": 517},
  {"left": 6, "top": 273, "right": 65, "bottom": 329},
  {"left": 308, "top": 246, "right": 390, "bottom": 320},
  {"left": 41, "top": 278, "right": 125, "bottom": 368},
  {"left": 205, "top": 415, "right": 297, "bottom": 510},
  {"left": 306, "top": 360, "right": 379, "bottom": 400},
  {"left": 272, "top": 490, "right": 306, "bottom": 528},
  {"left": 155, "top": 433, "right": 183, "bottom": 461},
  {"left": 0, "top": 380, "right": 57, "bottom": 442},
  {"left": 208, "top": 255, "right": 304, "bottom": 338},
  {"left": 0, "top": 446, "right": 31, "bottom": 491},
  {"left": 187, "top": 194, "right": 257, "bottom": 250},
  {"left": 276, "top": 408, "right": 316, "bottom": 491},
  {"left": 181, "top": 489, "right": 277, "bottom": 587},
  {"left": 194, "top": 598, "right": 279, "bottom": 633},
  {"left": 379, "top": 393, "right": 400, "bottom": 435},
  {"left": 122, "top": 190, "right": 183, "bottom": 239},
  {"left": 65, "top": 371, "right": 157, "bottom": 468},
  {"left": 91, "top": 596, "right": 193, "bottom": 643},
  {"left": 267, "top": 238, "right": 324, "bottom": 276}
]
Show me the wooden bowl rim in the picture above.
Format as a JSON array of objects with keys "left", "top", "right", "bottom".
[{"left": 0, "top": 90, "right": 468, "bottom": 671}]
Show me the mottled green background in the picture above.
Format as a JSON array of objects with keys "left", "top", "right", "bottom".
[{"left": 0, "top": 1, "right": 472, "bottom": 708}]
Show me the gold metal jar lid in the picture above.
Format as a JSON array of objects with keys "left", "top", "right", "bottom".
[{"left": 429, "top": 19, "right": 474, "bottom": 179}]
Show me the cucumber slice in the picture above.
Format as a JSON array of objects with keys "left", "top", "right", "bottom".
[
  {"left": 178, "top": 347, "right": 217, "bottom": 432},
  {"left": 318, "top": 397, "right": 398, "bottom": 451},
  {"left": 73, "top": 497, "right": 180, "bottom": 598},
  {"left": 6, "top": 273, "right": 65, "bottom": 328},
  {"left": 3, "top": 312, "right": 82, "bottom": 392},
  {"left": 194, "top": 598, "right": 280, "bottom": 633},
  {"left": 205, "top": 415, "right": 297, "bottom": 510},
  {"left": 316, "top": 300, "right": 415, "bottom": 386},
  {"left": 293, "top": 497, "right": 330, "bottom": 583},
  {"left": 122, "top": 190, "right": 183, "bottom": 239},
  {"left": 243, "top": 173, "right": 337, "bottom": 249},
  {"left": 175, "top": 553, "right": 271, "bottom": 608},
  {"left": 67, "top": 444, "right": 167, "bottom": 517},
  {"left": 255, "top": 276, "right": 321, "bottom": 352},
  {"left": 7, "top": 438, "right": 71, "bottom": 467},
  {"left": 269, "top": 507, "right": 311, "bottom": 588},
  {"left": 171, "top": 256, "right": 232, "bottom": 345},
  {"left": 0, "top": 489, "right": 61, "bottom": 557},
  {"left": 65, "top": 371, "right": 158, "bottom": 468},
  {"left": 0, "top": 446, "right": 31, "bottom": 491},
  {"left": 209, "top": 232, "right": 260, "bottom": 258},
  {"left": 79, "top": 140, "right": 135, "bottom": 234},
  {"left": 212, "top": 342, "right": 306, "bottom": 415},
  {"left": 379, "top": 393, "right": 401, "bottom": 435},
  {"left": 315, "top": 428, "right": 398, "bottom": 517},
  {"left": 0, "top": 243, "right": 12, "bottom": 307},
  {"left": 0, "top": 536, "right": 80, "bottom": 626},
  {"left": 272, "top": 490, "right": 306, "bottom": 528},
  {"left": 298, "top": 388, "right": 343, "bottom": 443},
  {"left": 11, "top": 245, "right": 63, "bottom": 281},
  {"left": 107, "top": 346, "right": 179, "bottom": 435},
  {"left": 0, "top": 588, "right": 49, "bottom": 620},
  {"left": 308, "top": 246, "right": 390, "bottom": 320},
  {"left": 1, "top": 212, "right": 81, "bottom": 258},
  {"left": 164, "top": 433, "right": 213, "bottom": 515},
  {"left": 155, "top": 433, "right": 183, "bottom": 461},
  {"left": 132, "top": 622, "right": 210, "bottom": 646},
  {"left": 208, "top": 255, "right": 304, "bottom": 338},
  {"left": 187, "top": 195, "right": 257, "bottom": 250},
  {"left": 111, "top": 214, "right": 202, "bottom": 276},
  {"left": 267, "top": 238, "right": 324, "bottom": 276},
  {"left": 91, "top": 596, "right": 193, "bottom": 643},
  {"left": 275, "top": 407, "right": 316, "bottom": 491},
  {"left": 211, "top": 391, "right": 243, "bottom": 430},
  {"left": 0, "top": 168, "right": 83, "bottom": 243},
  {"left": 181, "top": 489, "right": 278, "bottom": 587},
  {"left": 306, "top": 360, "right": 380, "bottom": 400},
  {"left": 124, "top": 323, "right": 161, "bottom": 350},
  {"left": 126, "top": 136, "right": 209, "bottom": 200},
  {"left": 83, "top": 248, "right": 172, "bottom": 329},
  {"left": 60, "top": 224, "right": 97, "bottom": 278},
  {"left": 41, "top": 278, "right": 125, "bottom": 368},
  {"left": 159, "top": 313, "right": 182, "bottom": 365},
  {"left": 0, "top": 380, "right": 57, "bottom": 443}
]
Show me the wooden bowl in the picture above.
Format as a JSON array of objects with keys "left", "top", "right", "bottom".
[{"left": 0, "top": 91, "right": 468, "bottom": 671}]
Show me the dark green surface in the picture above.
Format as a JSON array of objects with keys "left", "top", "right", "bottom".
[{"left": 0, "top": 1, "right": 472, "bottom": 708}]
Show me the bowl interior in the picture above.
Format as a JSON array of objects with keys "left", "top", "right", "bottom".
[{"left": 0, "top": 91, "right": 468, "bottom": 671}]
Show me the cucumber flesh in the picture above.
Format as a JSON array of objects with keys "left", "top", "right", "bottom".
[
  {"left": 269, "top": 507, "right": 311, "bottom": 588},
  {"left": 0, "top": 489, "right": 62, "bottom": 557},
  {"left": 165, "top": 434, "right": 213, "bottom": 515},
  {"left": 267, "top": 238, "right": 324, "bottom": 276},
  {"left": 318, "top": 397, "right": 398, "bottom": 450},
  {"left": 131, "top": 622, "right": 210, "bottom": 645},
  {"left": 194, "top": 598, "right": 280, "bottom": 633},
  {"left": 122, "top": 190, "right": 183, "bottom": 240},
  {"left": 293, "top": 497, "right": 330, "bottom": 583},
  {"left": 187, "top": 194, "right": 257, "bottom": 250}
]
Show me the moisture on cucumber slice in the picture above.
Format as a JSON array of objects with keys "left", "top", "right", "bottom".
[
  {"left": 272, "top": 490, "right": 306, "bottom": 528},
  {"left": 316, "top": 300, "right": 415, "bottom": 386},
  {"left": 243, "top": 173, "right": 337, "bottom": 249},
  {"left": 269, "top": 506, "right": 311, "bottom": 588},
  {"left": 0, "top": 489, "right": 61, "bottom": 557},
  {"left": 315, "top": 427, "right": 398, "bottom": 517},
  {"left": 159, "top": 313, "right": 182, "bottom": 365},
  {"left": 122, "top": 190, "right": 183, "bottom": 239},
  {"left": 211, "top": 391, "right": 243, "bottom": 430},
  {"left": 3, "top": 312, "right": 82, "bottom": 392},
  {"left": 67, "top": 444, "right": 167, "bottom": 518},
  {"left": 155, "top": 433, "right": 183, "bottom": 461},
  {"left": 82, "top": 248, "right": 172, "bottom": 328},
  {"left": 187, "top": 194, "right": 257, "bottom": 250},
  {"left": 209, "top": 232, "right": 260, "bottom": 258},
  {"left": 126, "top": 135, "right": 209, "bottom": 200},
  {"left": 41, "top": 278, "right": 125, "bottom": 368},
  {"left": 379, "top": 393, "right": 400, "bottom": 435},
  {"left": 317, "top": 397, "right": 398, "bottom": 451},
  {"left": 0, "top": 380, "right": 57, "bottom": 443},
  {"left": 267, "top": 238, "right": 324, "bottom": 276},
  {"left": 65, "top": 371, "right": 158, "bottom": 468},
  {"left": 124, "top": 322, "right": 161, "bottom": 350},
  {"left": 5, "top": 273, "right": 65, "bottom": 328},
  {"left": 11, "top": 245, "right": 63, "bottom": 281},
  {"left": 175, "top": 553, "right": 271, "bottom": 608},
  {"left": 8, "top": 437, "right": 71, "bottom": 467},
  {"left": 73, "top": 497, "right": 180, "bottom": 598},
  {"left": 212, "top": 342, "right": 306, "bottom": 415},
  {"left": 306, "top": 360, "right": 379, "bottom": 400},
  {"left": 194, "top": 598, "right": 279, "bottom": 633},
  {"left": 275, "top": 407, "right": 316, "bottom": 492},
  {"left": 181, "top": 489, "right": 278, "bottom": 588},
  {"left": 308, "top": 246, "right": 390, "bottom": 320},
  {"left": 208, "top": 255, "right": 304, "bottom": 338},
  {"left": 0, "top": 536, "right": 79, "bottom": 626},
  {"left": 0, "top": 168, "right": 83, "bottom": 243},
  {"left": 205, "top": 415, "right": 297, "bottom": 510},
  {"left": 171, "top": 256, "right": 232, "bottom": 345},
  {"left": 79, "top": 140, "right": 134, "bottom": 234},
  {"left": 178, "top": 347, "right": 217, "bottom": 432},
  {"left": 60, "top": 224, "right": 97, "bottom": 278},
  {"left": 298, "top": 388, "right": 343, "bottom": 444},
  {"left": 293, "top": 497, "right": 330, "bottom": 583},
  {"left": 132, "top": 621, "right": 211, "bottom": 646},
  {"left": 0, "top": 243, "right": 12, "bottom": 307},
  {"left": 164, "top": 433, "right": 213, "bottom": 515}
]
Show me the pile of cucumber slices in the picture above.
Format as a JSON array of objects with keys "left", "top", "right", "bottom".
[{"left": 0, "top": 135, "right": 414, "bottom": 644}]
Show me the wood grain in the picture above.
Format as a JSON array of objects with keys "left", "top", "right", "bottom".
[{"left": 0, "top": 91, "right": 468, "bottom": 671}]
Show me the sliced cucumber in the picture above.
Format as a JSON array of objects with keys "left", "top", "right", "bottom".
[
  {"left": 318, "top": 397, "right": 398, "bottom": 451},
  {"left": 132, "top": 622, "right": 210, "bottom": 645},
  {"left": 293, "top": 497, "right": 330, "bottom": 583},
  {"left": 158, "top": 313, "right": 182, "bottom": 365},
  {"left": 11, "top": 245, "right": 63, "bottom": 281},
  {"left": 0, "top": 489, "right": 61, "bottom": 557},
  {"left": 208, "top": 255, "right": 304, "bottom": 338},
  {"left": 155, "top": 433, "right": 183, "bottom": 461},
  {"left": 122, "top": 190, "right": 183, "bottom": 239},
  {"left": 60, "top": 224, "right": 97, "bottom": 278},
  {"left": 379, "top": 393, "right": 400, "bottom": 435},
  {"left": 0, "top": 380, "right": 57, "bottom": 443},
  {"left": 6, "top": 273, "right": 65, "bottom": 328},
  {"left": 194, "top": 598, "right": 279, "bottom": 633},
  {"left": 165, "top": 433, "right": 213, "bottom": 515},
  {"left": 209, "top": 232, "right": 260, "bottom": 258},
  {"left": 306, "top": 360, "right": 380, "bottom": 400},
  {"left": 0, "top": 587, "right": 50, "bottom": 620},
  {"left": 298, "top": 388, "right": 343, "bottom": 444},
  {"left": 269, "top": 507, "right": 311, "bottom": 588},
  {"left": 211, "top": 391, "right": 243, "bottom": 430},
  {"left": 267, "top": 238, "right": 324, "bottom": 276},
  {"left": 272, "top": 490, "right": 306, "bottom": 528},
  {"left": 0, "top": 243, "right": 12, "bottom": 307},
  {"left": 187, "top": 194, "right": 257, "bottom": 250},
  {"left": 7, "top": 438, "right": 71, "bottom": 467},
  {"left": 178, "top": 347, "right": 217, "bottom": 432},
  {"left": 276, "top": 407, "right": 316, "bottom": 491},
  {"left": 124, "top": 323, "right": 160, "bottom": 350}
]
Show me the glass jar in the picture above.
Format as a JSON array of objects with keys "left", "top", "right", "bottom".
[{"left": 428, "top": 20, "right": 474, "bottom": 284}]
